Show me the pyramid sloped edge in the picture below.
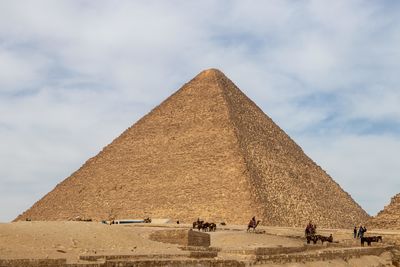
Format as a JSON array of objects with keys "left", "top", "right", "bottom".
[
  {"left": 15, "top": 69, "right": 370, "bottom": 227},
  {"left": 212, "top": 72, "right": 369, "bottom": 228},
  {"left": 15, "top": 69, "right": 260, "bottom": 223}
]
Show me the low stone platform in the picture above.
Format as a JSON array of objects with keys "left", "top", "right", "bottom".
[
  {"left": 0, "top": 258, "right": 244, "bottom": 267},
  {"left": 253, "top": 246, "right": 394, "bottom": 265},
  {"left": 0, "top": 258, "right": 67, "bottom": 267},
  {"left": 2, "top": 246, "right": 398, "bottom": 267}
]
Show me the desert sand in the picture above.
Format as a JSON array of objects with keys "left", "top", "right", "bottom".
[{"left": 0, "top": 221, "right": 399, "bottom": 266}]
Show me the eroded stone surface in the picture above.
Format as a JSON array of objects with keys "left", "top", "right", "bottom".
[
  {"left": 15, "top": 69, "right": 368, "bottom": 227},
  {"left": 149, "top": 229, "right": 210, "bottom": 247},
  {"left": 370, "top": 193, "right": 400, "bottom": 229}
]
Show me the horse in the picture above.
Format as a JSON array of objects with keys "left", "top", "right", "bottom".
[
  {"left": 193, "top": 220, "right": 216, "bottom": 232},
  {"left": 305, "top": 224, "right": 316, "bottom": 236},
  {"left": 361, "top": 236, "right": 382, "bottom": 246},
  {"left": 306, "top": 235, "right": 319, "bottom": 244},
  {"left": 193, "top": 220, "right": 204, "bottom": 230},
  {"left": 315, "top": 234, "right": 333, "bottom": 244},
  {"left": 208, "top": 223, "right": 217, "bottom": 232},
  {"left": 201, "top": 222, "right": 210, "bottom": 232}
]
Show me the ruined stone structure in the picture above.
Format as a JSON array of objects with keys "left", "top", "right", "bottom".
[
  {"left": 370, "top": 193, "right": 400, "bottom": 229},
  {"left": 16, "top": 69, "right": 369, "bottom": 227}
]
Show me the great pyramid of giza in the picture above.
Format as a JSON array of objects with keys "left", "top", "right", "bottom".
[
  {"left": 369, "top": 193, "right": 400, "bottom": 229},
  {"left": 16, "top": 69, "right": 369, "bottom": 227}
]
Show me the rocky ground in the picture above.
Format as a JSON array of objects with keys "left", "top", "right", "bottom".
[{"left": 0, "top": 221, "right": 399, "bottom": 266}]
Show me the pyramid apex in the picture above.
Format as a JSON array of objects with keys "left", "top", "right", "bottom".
[{"left": 196, "top": 68, "right": 225, "bottom": 79}]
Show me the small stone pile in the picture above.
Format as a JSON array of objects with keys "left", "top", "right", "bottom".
[{"left": 369, "top": 193, "right": 400, "bottom": 229}]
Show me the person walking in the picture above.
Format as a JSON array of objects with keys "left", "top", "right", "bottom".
[{"left": 353, "top": 226, "right": 357, "bottom": 238}]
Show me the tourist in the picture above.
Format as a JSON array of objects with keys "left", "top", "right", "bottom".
[
  {"left": 312, "top": 224, "right": 317, "bottom": 235},
  {"left": 358, "top": 225, "right": 367, "bottom": 238},
  {"left": 305, "top": 221, "right": 313, "bottom": 236},
  {"left": 354, "top": 226, "right": 357, "bottom": 238},
  {"left": 362, "top": 226, "right": 367, "bottom": 238}
]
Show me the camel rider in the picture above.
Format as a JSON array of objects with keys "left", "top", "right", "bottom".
[{"left": 251, "top": 216, "right": 256, "bottom": 227}]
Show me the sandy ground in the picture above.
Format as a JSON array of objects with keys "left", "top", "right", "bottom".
[
  {"left": 0, "top": 221, "right": 184, "bottom": 260},
  {"left": 0, "top": 221, "right": 399, "bottom": 266}
]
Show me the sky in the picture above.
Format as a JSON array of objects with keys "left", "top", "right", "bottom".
[{"left": 0, "top": 0, "right": 399, "bottom": 222}]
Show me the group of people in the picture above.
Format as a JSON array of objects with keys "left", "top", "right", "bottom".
[
  {"left": 305, "top": 221, "right": 317, "bottom": 236},
  {"left": 354, "top": 225, "right": 367, "bottom": 238}
]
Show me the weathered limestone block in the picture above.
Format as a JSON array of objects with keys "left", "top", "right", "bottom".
[{"left": 149, "top": 229, "right": 210, "bottom": 247}]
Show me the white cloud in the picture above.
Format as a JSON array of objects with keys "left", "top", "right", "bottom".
[
  {"left": 0, "top": 48, "right": 49, "bottom": 92},
  {"left": 0, "top": 1, "right": 400, "bottom": 221},
  {"left": 348, "top": 87, "right": 400, "bottom": 122}
]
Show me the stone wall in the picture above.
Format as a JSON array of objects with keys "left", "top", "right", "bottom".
[
  {"left": 0, "top": 258, "right": 243, "bottom": 267},
  {"left": 1, "top": 246, "right": 396, "bottom": 267},
  {"left": 255, "top": 246, "right": 391, "bottom": 265}
]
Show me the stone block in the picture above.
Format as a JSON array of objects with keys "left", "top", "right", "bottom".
[{"left": 149, "top": 229, "right": 210, "bottom": 247}]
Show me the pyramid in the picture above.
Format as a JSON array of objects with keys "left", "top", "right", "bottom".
[
  {"left": 16, "top": 69, "right": 369, "bottom": 227},
  {"left": 369, "top": 193, "right": 400, "bottom": 229}
]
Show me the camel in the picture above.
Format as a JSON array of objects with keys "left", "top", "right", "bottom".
[{"left": 247, "top": 220, "right": 260, "bottom": 232}]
